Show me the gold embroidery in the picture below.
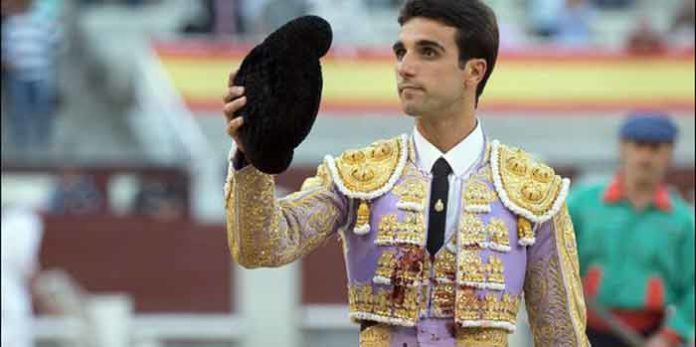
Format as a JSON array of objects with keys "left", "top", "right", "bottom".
[
  {"left": 394, "top": 246, "right": 426, "bottom": 286},
  {"left": 486, "top": 255, "right": 505, "bottom": 286},
  {"left": 487, "top": 218, "right": 510, "bottom": 250},
  {"left": 459, "top": 213, "right": 486, "bottom": 247},
  {"left": 300, "top": 164, "right": 332, "bottom": 190},
  {"left": 433, "top": 250, "right": 457, "bottom": 283},
  {"left": 431, "top": 283, "right": 456, "bottom": 317},
  {"left": 495, "top": 144, "right": 564, "bottom": 216},
  {"left": 374, "top": 288, "right": 392, "bottom": 317},
  {"left": 227, "top": 166, "right": 342, "bottom": 268},
  {"left": 524, "top": 205, "right": 589, "bottom": 347},
  {"left": 463, "top": 180, "right": 497, "bottom": 206},
  {"left": 349, "top": 283, "right": 423, "bottom": 326},
  {"left": 393, "top": 177, "right": 427, "bottom": 205},
  {"left": 360, "top": 324, "right": 392, "bottom": 347},
  {"left": 458, "top": 250, "right": 485, "bottom": 284},
  {"left": 334, "top": 137, "right": 402, "bottom": 193},
  {"left": 376, "top": 213, "right": 426, "bottom": 246},
  {"left": 555, "top": 206, "right": 589, "bottom": 346},
  {"left": 484, "top": 293, "right": 506, "bottom": 321},
  {"left": 376, "top": 214, "right": 398, "bottom": 244},
  {"left": 396, "top": 212, "right": 426, "bottom": 245},
  {"left": 517, "top": 216, "right": 535, "bottom": 242},
  {"left": 374, "top": 251, "right": 397, "bottom": 282},
  {"left": 393, "top": 286, "right": 420, "bottom": 321},
  {"left": 455, "top": 289, "right": 521, "bottom": 325},
  {"left": 456, "top": 288, "right": 482, "bottom": 321},
  {"left": 356, "top": 200, "right": 371, "bottom": 230},
  {"left": 351, "top": 284, "right": 373, "bottom": 312},
  {"left": 456, "top": 328, "right": 508, "bottom": 347}
]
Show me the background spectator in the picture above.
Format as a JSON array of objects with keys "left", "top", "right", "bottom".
[
  {"left": 132, "top": 177, "right": 185, "bottom": 221},
  {"left": 626, "top": 17, "right": 667, "bottom": 55},
  {"left": 49, "top": 167, "right": 105, "bottom": 215},
  {"left": 1, "top": 0, "right": 63, "bottom": 152}
]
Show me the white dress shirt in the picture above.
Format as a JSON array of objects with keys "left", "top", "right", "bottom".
[{"left": 412, "top": 121, "right": 485, "bottom": 244}]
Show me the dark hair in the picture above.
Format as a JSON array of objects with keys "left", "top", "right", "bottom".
[{"left": 398, "top": 0, "right": 499, "bottom": 105}]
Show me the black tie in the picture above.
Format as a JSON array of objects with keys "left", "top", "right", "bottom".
[{"left": 427, "top": 157, "right": 452, "bottom": 256}]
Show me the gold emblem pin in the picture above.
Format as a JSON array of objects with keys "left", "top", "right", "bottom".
[{"left": 435, "top": 199, "right": 445, "bottom": 212}]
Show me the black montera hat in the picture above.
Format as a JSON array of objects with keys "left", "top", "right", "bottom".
[{"left": 233, "top": 15, "right": 333, "bottom": 174}]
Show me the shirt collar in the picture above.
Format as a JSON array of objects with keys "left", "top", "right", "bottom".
[
  {"left": 603, "top": 174, "right": 673, "bottom": 212},
  {"left": 413, "top": 120, "right": 485, "bottom": 176}
]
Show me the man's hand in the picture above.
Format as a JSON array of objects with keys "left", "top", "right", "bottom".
[
  {"left": 645, "top": 334, "right": 672, "bottom": 347},
  {"left": 223, "top": 70, "right": 247, "bottom": 153}
]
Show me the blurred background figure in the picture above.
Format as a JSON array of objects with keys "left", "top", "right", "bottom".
[
  {"left": 569, "top": 113, "right": 694, "bottom": 347},
  {"left": 626, "top": 17, "right": 667, "bottom": 55},
  {"left": 668, "top": 0, "right": 695, "bottom": 49},
  {"left": 1, "top": 203, "right": 45, "bottom": 347},
  {"left": 1, "top": 0, "right": 64, "bottom": 152},
  {"left": 49, "top": 167, "right": 104, "bottom": 216},
  {"left": 132, "top": 177, "right": 185, "bottom": 221},
  {"left": 527, "top": 0, "right": 594, "bottom": 47}
]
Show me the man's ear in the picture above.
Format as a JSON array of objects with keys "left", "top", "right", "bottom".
[{"left": 464, "top": 58, "right": 487, "bottom": 87}]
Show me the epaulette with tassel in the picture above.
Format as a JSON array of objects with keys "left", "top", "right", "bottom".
[{"left": 325, "top": 135, "right": 409, "bottom": 235}]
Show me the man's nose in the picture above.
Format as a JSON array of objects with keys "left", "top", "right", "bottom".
[{"left": 397, "top": 53, "right": 417, "bottom": 78}]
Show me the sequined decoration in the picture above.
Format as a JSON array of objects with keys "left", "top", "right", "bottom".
[
  {"left": 486, "top": 255, "right": 505, "bottom": 287},
  {"left": 455, "top": 289, "right": 521, "bottom": 327},
  {"left": 376, "top": 214, "right": 398, "bottom": 245},
  {"left": 456, "top": 327, "right": 509, "bottom": 347},
  {"left": 373, "top": 250, "right": 397, "bottom": 283},
  {"left": 457, "top": 250, "right": 485, "bottom": 284},
  {"left": 518, "top": 216, "right": 535, "bottom": 244},
  {"left": 487, "top": 218, "right": 511, "bottom": 251},
  {"left": 463, "top": 180, "right": 497, "bottom": 206},
  {"left": 360, "top": 324, "right": 392, "bottom": 347},
  {"left": 459, "top": 213, "right": 486, "bottom": 247}
]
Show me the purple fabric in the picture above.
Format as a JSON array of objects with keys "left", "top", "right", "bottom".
[{"left": 390, "top": 319, "right": 457, "bottom": 346}]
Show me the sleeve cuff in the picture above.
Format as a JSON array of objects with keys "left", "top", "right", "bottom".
[
  {"left": 228, "top": 143, "right": 249, "bottom": 171},
  {"left": 233, "top": 150, "right": 250, "bottom": 171}
]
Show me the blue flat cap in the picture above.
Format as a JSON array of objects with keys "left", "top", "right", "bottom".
[{"left": 620, "top": 112, "right": 678, "bottom": 143}]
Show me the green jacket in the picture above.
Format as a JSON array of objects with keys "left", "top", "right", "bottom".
[{"left": 568, "top": 179, "right": 694, "bottom": 344}]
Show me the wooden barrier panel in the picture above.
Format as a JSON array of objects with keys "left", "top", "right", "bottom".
[{"left": 39, "top": 216, "right": 232, "bottom": 313}]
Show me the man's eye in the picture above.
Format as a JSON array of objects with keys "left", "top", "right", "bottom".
[
  {"left": 423, "top": 48, "right": 437, "bottom": 58},
  {"left": 394, "top": 49, "right": 406, "bottom": 59}
]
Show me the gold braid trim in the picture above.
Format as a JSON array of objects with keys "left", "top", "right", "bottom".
[
  {"left": 553, "top": 205, "right": 589, "bottom": 346},
  {"left": 324, "top": 135, "right": 409, "bottom": 234},
  {"left": 359, "top": 324, "right": 392, "bottom": 347},
  {"left": 326, "top": 135, "right": 407, "bottom": 198},
  {"left": 226, "top": 165, "right": 342, "bottom": 268},
  {"left": 490, "top": 141, "right": 570, "bottom": 224},
  {"left": 524, "top": 205, "right": 589, "bottom": 347}
]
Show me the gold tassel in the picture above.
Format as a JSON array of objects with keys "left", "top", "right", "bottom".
[
  {"left": 517, "top": 216, "right": 535, "bottom": 245},
  {"left": 354, "top": 200, "right": 371, "bottom": 235}
]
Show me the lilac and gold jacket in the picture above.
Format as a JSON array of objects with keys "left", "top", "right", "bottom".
[{"left": 225, "top": 135, "right": 589, "bottom": 346}]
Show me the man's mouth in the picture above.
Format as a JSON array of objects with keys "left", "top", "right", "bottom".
[{"left": 399, "top": 85, "right": 424, "bottom": 93}]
